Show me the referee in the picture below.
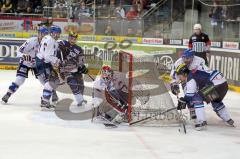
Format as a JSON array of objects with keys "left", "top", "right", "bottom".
[{"left": 188, "top": 24, "right": 211, "bottom": 65}]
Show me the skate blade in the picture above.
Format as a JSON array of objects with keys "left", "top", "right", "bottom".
[
  {"left": 1, "top": 100, "right": 7, "bottom": 105},
  {"left": 41, "top": 107, "right": 55, "bottom": 112},
  {"left": 225, "top": 123, "right": 236, "bottom": 128},
  {"left": 195, "top": 125, "right": 207, "bottom": 131},
  {"left": 51, "top": 101, "right": 58, "bottom": 107},
  {"left": 77, "top": 100, "right": 87, "bottom": 107},
  {"left": 104, "top": 123, "right": 118, "bottom": 128}
]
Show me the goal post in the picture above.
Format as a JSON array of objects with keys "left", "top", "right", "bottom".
[{"left": 117, "top": 50, "right": 180, "bottom": 126}]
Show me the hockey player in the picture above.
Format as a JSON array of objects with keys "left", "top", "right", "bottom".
[
  {"left": 188, "top": 24, "right": 211, "bottom": 65},
  {"left": 36, "top": 25, "right": 62, "bottom": 110},
  {"left": 92, "top": 66, "right": 129, "bottom": 127},
  {"left": 170, "top": 49, "right": 209, "bottom": 119},
  {"left": 176, "top": 64, "right": 234, "bottom": 128},
  {"left": 170, "top": 49, "right": 209, "bottom": 97},
  {"left": 2, "top": 27, "right": 49, "bottom": 104},
  {"left": 57, "top": 31, "right": 88, "bottom": 106}
]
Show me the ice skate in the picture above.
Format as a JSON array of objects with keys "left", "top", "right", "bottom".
[
  {"left": 195, "top": 121, "right": 207, "bottom": 131},
  {"left": 226, "top": 119, "right": 235, "bottom": 127},
  {"left": 41, "top": 98, "right": 55, "bottom": 111},
  {"left": 77, "top": 99, "right": 87, "bottom": 107},
  {"left": 2, "top": 92, "right": 11, "bottom": 104}
]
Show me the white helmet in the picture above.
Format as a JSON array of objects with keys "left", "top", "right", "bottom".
[{"left": 193, "top": 23, "right": 202, "bottom": 30}]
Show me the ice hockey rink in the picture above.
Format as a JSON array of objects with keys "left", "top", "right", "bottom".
[{"left": 0, "top": 70, "right": 239, "bottom": 159}]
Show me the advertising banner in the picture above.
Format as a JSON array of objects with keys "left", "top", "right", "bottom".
[
  {"left": 0, "top": 20, "right": 23, "bottom": 32},
  {"left": 176, "top": 48, "right": 240, "bottom": 87},
  {"left": 0, "top": 38, "right": 239, "bottom": 89}
]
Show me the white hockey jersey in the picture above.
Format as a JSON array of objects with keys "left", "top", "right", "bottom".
[
  {"left": 37, "top": 35, "right": 59, "bottom": 65},
  {"left": 183, "top": 78, "right": 198, "bottom": 99},
  {"left": 17, "top": 37, "right": 41, "bottom": 68},
  {"left": 170, "top": 56, "right": 209, "bottom": 83},
  {"left": 92, "top": 72, "right": 128, "bottom": 107}
]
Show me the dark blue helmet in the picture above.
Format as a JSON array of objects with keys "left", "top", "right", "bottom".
[
  {"left": 38, "top": 26, "right": 49, "bottom": 34},
  {"left": 50, "top": 25, "right": 62, "bottom": 34},
  {"left": 182, "top": 49, "right": 194, "bottom": 58}
]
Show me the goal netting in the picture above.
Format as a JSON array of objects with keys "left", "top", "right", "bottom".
[{"left": 114, "top": 50, "right": 180, "bottom": 126}]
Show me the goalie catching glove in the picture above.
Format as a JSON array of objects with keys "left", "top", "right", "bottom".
[
  {"left": 78, "top": 65, "right": 88, "bottom": 74},
  {"left": 170, "top": 82, "right": 180, "bottom": 95},
  {"left": 22, "top": 54, "right": 32, "bottom": 62},
  {"left": 177, "top": 97, "right": 187, "bottom": 110}
]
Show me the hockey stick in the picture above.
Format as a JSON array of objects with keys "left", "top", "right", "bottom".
[
  {"left": 176, "top": 95, "right": 187, "bottom": 134},
  {"left": 129, "top": 107, "right": 177, "bottom": 125},
  {"left": 87, "top": 73, "right": 95, "bottom": 81}
]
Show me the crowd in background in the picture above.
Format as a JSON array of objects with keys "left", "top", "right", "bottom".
[
  {"left": 0, "top": 0, "right": 239, "bottom": 40},
  {"left": 0, "top": 0, "right": 42, "bottom": 14}
]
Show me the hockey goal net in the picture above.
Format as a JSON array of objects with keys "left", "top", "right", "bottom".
[{"left": 116, "top": 50, "right": 180, "bottom": 126}]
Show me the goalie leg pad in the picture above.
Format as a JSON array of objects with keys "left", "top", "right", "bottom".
[{"left": 105, "top": 89, "right": 128, "bottom": 113}]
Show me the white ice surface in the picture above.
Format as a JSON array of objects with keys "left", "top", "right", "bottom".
[{"left": 0, "top": 70, "right": 239, "bottom": 159}]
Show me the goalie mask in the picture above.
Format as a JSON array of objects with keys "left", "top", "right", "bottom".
[{"left": 101, "top": 66, "right": 113, "bottom": 83}]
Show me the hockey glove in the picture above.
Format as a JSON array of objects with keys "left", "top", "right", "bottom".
[
  {"left": 78, "top": 65, "right": 88, "bottom": 74},
  {"left": 22, "top": 54, "right": 32, "bottom": 62},
  {"left": 177, "top": 97, "right": 187, "bottom": 110},
  {"left": 170, "top": 82, "right": 180, "bottom": 95}
]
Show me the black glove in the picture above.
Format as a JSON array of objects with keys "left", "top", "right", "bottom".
[
  {"left": 78, "top": 65, "right": 88, "bottom": 74},
  {"left": 177, "top": 97, "right": 187, "bottom": 110},
  {"left": 22, "top": 54, "right": 32, "bottom": 62},
  {"left": 170, "top": 83, "right": 180, "bottom": 95},
  {"left": 58, "top": 42, "right": 70, "bottom": 59}
]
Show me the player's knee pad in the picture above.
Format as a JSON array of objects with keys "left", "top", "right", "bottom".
[
  {"left": 9, "top": 82, "right": 19, "bottom": 93},
  {"left": 211, "top": 101, "right": 225, "bottom": 112},
  {"left": 15, "top": 76, "right": 26, "bottom": 86}
]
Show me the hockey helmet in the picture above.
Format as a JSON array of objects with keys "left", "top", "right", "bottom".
[
  {"left": 38, "top": 26, "right": 49, "bottom": 35},
  {"left": 69, "top": 31, "right": 78, "bottom": 38},
  {"left": 175, "top": 63, "right": 189, "bottom": 75},
  {"left": 193, "top": 23, "right": 202, "bottom": 30},
  {"left": 50, "top": 25, "right": 62, "bottom": 34},
  {"left": 182, "top": 49, "right": 194, "bottom": 58},
  {"left": 101, "top": 65, "right": 113, "bottom": 82}
]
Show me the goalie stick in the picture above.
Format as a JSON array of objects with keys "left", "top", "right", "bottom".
[
  {"left": 129, "top": 107, "right": 177, "bottom": 125},
  {"left": 130, "top": 106, "right": 187, "bottom": 134}
]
